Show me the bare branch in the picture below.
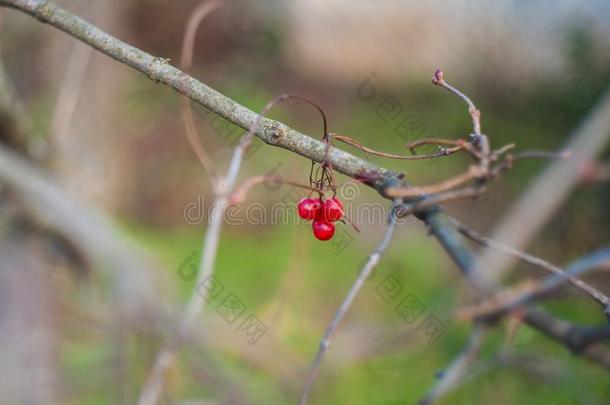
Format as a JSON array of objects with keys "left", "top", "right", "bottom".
[
  {"left": 300, "top": 201, "right": 400, "bottom": 404},
  {"left": 332, "top": 133, "right": 468, "bottom": 161},
  {"left": 451, "top": 217, "right": 610, "bottom": 311},
  {"left": 386, "top": 165, "right": 483, "bottom": 198},
  {"left": 0, "top": 0, "right": 403, "bottom": 193},
  {"left": 138, "top": 94, "right": 285, "bottom": 405},
  {"left": 393, "top": 186, "right": 486, "bottom": 216},
  {"left": 462, "top": 248, "right": 610, "bottom": 322},
  {"left": 523, "top": 308, "right": 610, "bottom": 369},
  {"left": 418, "top": 206, "right": 610, "bottom": 371},
  {"left": 432, "top": 69, "right": 481, "bottom": 136},
  {"left": 179, "top": 0, "right": 222, "bottom": 188},
  {"left": 471, "top": 88, "right": 610, "bottom": 290},
  {"left": 48, "top": 42, "right": 92, "bottom": 143},
  {"left": 230, "top": 175, "right": 323, "bottom": 204},
  {"left": 432, "top": 69, "right": 491, "bottom": 175}
]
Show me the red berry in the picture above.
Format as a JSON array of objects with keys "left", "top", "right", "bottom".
[
  {"left": 312, "top": 220, "right": 335, "bottom": 241},
  {"left": 323, "top": 197, "right": 343, "bottom": 222},
  {"left": 298, "top": 198, "right": 322, "bottom": 220}
]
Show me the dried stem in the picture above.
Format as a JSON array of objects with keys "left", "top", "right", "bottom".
[
  {"left": 451, "top": 217, "right": 610, "bottom": 310},
  {"left": 332, "top": 133, "right": 467, "bottom": 161},
  {"left": 300, "top": 201, "right": 400, "bottom": 404},
  {"left": 393, "top": 186, "right": 486, "bottom": 216},
  {"left": 432, "top": 69, "right": 490, "bottom": 173},
  {"left": 469, "top": 89, "right": 610, "bottom": 290},
  {"left": 387, "top": 147, "right": 569, "bottom": 203},
  {"left": 386, "top": 165, "right": 483, "bottom": 198},
  {"left": 179, "top": 0, "right": 221, "bottom": 189},
  {"left": 463, "top": 248, "right": 610, "bottom": 322},
  {"left": 48, "top": 42, "right": 92, "bottom": 142},
  {"left": 138, "top": 95, "right": 283, "bottom": 405},
  {"left": 432, "top": 69, "right": 481, "bottom": 136},
  {"left": 406, "top": 137, "right": 464, "bottom": 151},
  {"left": 230, "top": 175, "right": 323, "bottom": 204}
]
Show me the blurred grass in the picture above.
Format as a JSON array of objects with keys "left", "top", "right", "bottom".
[{"left": 116, "top": 211, "right": 609, "bottom": 404}]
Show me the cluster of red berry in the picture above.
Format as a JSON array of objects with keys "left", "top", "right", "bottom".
[{"left": 297, "top": 197, "right": 344, "bottom": 241}]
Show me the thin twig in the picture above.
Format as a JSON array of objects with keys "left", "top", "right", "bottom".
[
  {"left": 432, "top": 69, "right": 481, "bottom": 136},
  {"left": 406, "top": 138, "right": 462, "bottom": 151},
  {"left": 450, "top": 217, "right": 610, "bottom": 310},
  {"left": 490, "top": 150, "right": 572, "bottom": 178},
  {"left": 489, "top": 143, "right": 515, "bottom": 161},
  {"left": 332, "top": 133, "right": 467, "bottom": 161},
  {"left": 470, "top": 89, "right": 610, "bottom": 290},
  {"left": 432, "top": 69, "right": 490, "bottom": 172},
  {"left": 300, "top": 201, "right": 400, "bottom": 404},
  {"left": 386, "top": 147, "right": 569, "bottom": 202},
  {"left": 179, "top": 0, "right": 222, "bottom": 189},
  {"left": 463, "top": 248, "right": 610, "bottom": 322},
  {"left": 385, "top": 165, "right": 483, "bottom": 198},
  {"left": 138, "top": 95, "right": 281, "bottom": 405},
  {"left": 393, "top": 186, "right": 486, "bottom": 215},
  {"left": 48, "top": 41, "right": 92, "bottom": 142},
  {"left": 418, "top": 325, "right": 488, "bottom": 405},
  {"left": 230, "top": 175, "right": 323, "bottom": 204}
]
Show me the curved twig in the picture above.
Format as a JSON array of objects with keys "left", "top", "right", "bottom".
[
  {"left": 462, "top": 248, "right": 610, "bottom": 322},
  {"left": 230, "top": 175, "right": 323, "bottom": 204},
  {"left": 138, "top": 95, "right": 290, "bottom": 405},
  {"left": 179, "top": 0, "right": 221, "bottom": 188},
  {"left": 332, "top": 133, "right": 467, "bottom": 161}
]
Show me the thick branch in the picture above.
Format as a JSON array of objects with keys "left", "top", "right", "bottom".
[{"left": 0, "top": 0, "right": 399, "bottom": 193}]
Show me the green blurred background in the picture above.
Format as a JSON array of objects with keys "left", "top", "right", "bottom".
[{"left": 1, "top": 0, "right": 609, "bottom": 404}]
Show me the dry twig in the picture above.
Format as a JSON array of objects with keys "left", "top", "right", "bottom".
[
  {"left": 461, "top": 248, "right": 610, "bottom": 322},
  {"left": 300, "top": 201, "right": 400, "bottom": 404},
  {"left": 179, "top": 0, "right": 221, "bottom": 189},
  {"left": 451, "top": 217, "right": 610, "bottom": 311},
  {"left": 332, "top": 133, "right": 469, "bottom": 161},
  {"left": 138, "top": 93, "right": 282, "bottom": 405}
]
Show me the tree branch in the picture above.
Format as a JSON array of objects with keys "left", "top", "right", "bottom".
[
  {"left": 461, "top": 248, "right": 610, "bottom": 322},
  {"left": 451, "top": 217, "right": 610, "bottom": 311},
  {"left": 139, "top": 93, "right": 281, "bottom": 405},
  {"left": 0, "top": 0, "right": 400, "bottom": 194}
]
